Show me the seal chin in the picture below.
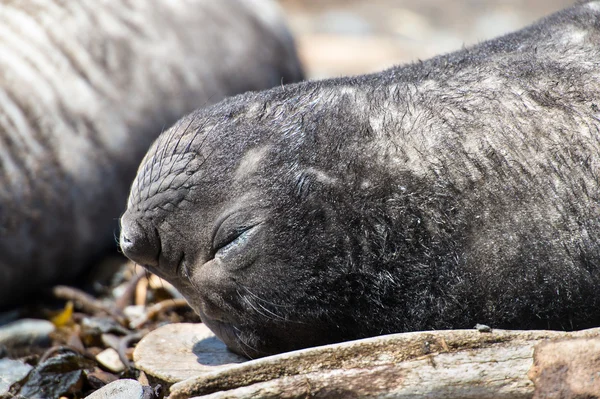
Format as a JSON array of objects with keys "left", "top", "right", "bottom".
[{"left": 197, "top": 309, "right": 266, "bottom": 359}]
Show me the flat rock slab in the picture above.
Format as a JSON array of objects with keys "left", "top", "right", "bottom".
[
  {"left": 530, "top": 337, "right": 600, "bottom": 398},
  {"left": 141, "top": 326, "right": 600, "bottom": 399},
  {"left": 133, "top": 323, "right": 247, "bottom": 384}
]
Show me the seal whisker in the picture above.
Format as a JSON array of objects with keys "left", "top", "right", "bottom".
[
  {"left": 236, "top": 288, "right": 282, "bottom": 322},
  {"left": 231, "top": 325, "right": 259, "bottom": 359},
  {"left": 238, "top": 285, "right": 293, "bottom": 310}
]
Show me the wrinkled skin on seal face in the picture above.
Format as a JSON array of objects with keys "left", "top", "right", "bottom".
[
  {"left": 121, "top": 1, "right": 600, "bottom": 358},
  {"left": 0, "top": 0, "right": 303, "bottom": 308}
]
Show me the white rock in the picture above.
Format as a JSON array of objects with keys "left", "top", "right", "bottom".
[
  {"left": 96, "top": 348, "right": 126, "bottom": 373},
  {"left": 123, "top": 305, "right": 146, "bottom": 329},
  {"left": 84, "top": 379, "right": 144, "bottom": 399},
  {"left": 0, "top": 319, "right": 54, "bottom": 348},
  {"left": 0, "top": 358, "right": 32, "bottom": 394},
  {"left": 124, "top": 305, "right": 146, "bottom": 320},
  {"left": 133, "top": 323, "right": 247, "bottom": 384}
]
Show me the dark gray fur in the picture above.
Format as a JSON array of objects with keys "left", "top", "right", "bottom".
[
  {"left": 0, "top": 0, "right": 303, "bottom": 308},
  {"left": 121, "top": 1, "right": 600, "bottom": 358}
]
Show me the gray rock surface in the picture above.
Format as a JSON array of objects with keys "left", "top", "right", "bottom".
[
  {"left": 133, "top": 323, "right": 246, "bottom": 384},
  {"left": 84, "top": 379, "right": 146, "bottom": 399},
  {"left": 166, "top": 328, "right": 600, "bottom": 399},
  {"left": 0, "top": 319, "right": 54, "bottom": 354},
  {"left": 0, "top": 358, "right": 32, "bottom": 395}
]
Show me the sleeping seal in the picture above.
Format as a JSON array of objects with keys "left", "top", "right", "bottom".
[
  {"left": 0, "top": 0, "right": 303, "bottom": 308},
  {"left": 120, "top": 1, "right": 600, "bottom": 358}
]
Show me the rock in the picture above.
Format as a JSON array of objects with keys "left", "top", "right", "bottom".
[
  {"left": 96, "top": 348, "right": 126, "bottom": 373},
  {"left": 166, "top": 328, "right": 600, "bottom": 399},
  {"left": 19, "top": 352, "right": 95, "bottom": 398},
  {"left": 0, "top": 318, "right": 54, "bottom": 356},
  {"left": 84, "top": 368, "right": 119, "bottom": 390},
  {"left": 84, "top": 379, "right": 146, "bottom": 399},
  {"left": 81, "top": 317, "right": 129, "bottom": 337},
  {"left": 0, "top": 358, "right": 32, "bottom": 395},
  {"left": 529, "top": 337, "right": 600, "bottom": 398},
  {"left": 123, "top": 305, "right": 146, "bottom": 329},
  {"left": 474, "top": 323, "right": 492, "bottom": 333},
  {"left": 133, "top": 323, "right": 246, "bottom": 384}
]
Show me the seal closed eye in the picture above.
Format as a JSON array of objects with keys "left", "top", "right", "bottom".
[{"left": 121, "top": 1, "right": 600, "bottom": 358}]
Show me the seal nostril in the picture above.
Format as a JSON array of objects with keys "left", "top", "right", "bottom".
[{"left": 119, "top": 213, "right": 160, "bottom": 268}]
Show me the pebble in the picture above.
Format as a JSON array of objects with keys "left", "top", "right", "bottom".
[
  {"left": 0, "top": 318, "right": 54, "bottom": 352},
  {"left": 133, "top": 323, "right": 247, "bottom": 384},
  {"left": 0, "top": 358, "right": 33, "bottom": 394},
  {"left": 84, "top": 379, "right": 146, "bottom": 399},
  {"left": 124, "top": 305, "right": 146, "bottom": 329},
  {"left": 96, "top": 348, "right": 126, "bottom": 373},
  {"left": 81, "top": 316, "right": 129, "bottom": 336}
]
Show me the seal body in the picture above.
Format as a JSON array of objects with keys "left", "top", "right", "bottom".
[
  {"left": 0, "top": 0, "right": 303, "bottom": 307},
  {"left": 121, "top": 1, "right": 600, "bottom": 358}
]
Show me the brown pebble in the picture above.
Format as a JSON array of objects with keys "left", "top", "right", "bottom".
[
  {"left": 67, "top": 327, "right": 85, "bottom": 353},
  {"left": 86, "top": 347, "right": 103, "bottom": 357},
  {"left": 85, "top": 368, "right": 119, "bottom": 389},
  {"left": 138, "top": 370, "right": 150, "bottom": 386}
]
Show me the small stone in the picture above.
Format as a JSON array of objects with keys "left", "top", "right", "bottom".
[
  {"left": 19, "top": 352, "right": 94, "bottom": 398},
  {"left": 0, "top": 318, "right": 54, "bottom": 356},
  {"left": 124, "top": 305, "right": 145, "bottom": 320},
  {"left": 0, "top": 358, "right": 33, "bottom": 394},
  {"left": 85, "top": 368, "right": 119, "bottom": 390},
  {"left": 84, "top": 379, "right": 144, "bottom": 399},
  {"left": 81, "top": 316, "right": 129, "bottom": 336},
  {"left": 475, "top": 324, "right": 492, "bottom": 333},
  {"left": 133, "top": 323, "right": 247, "bottom": 384},
  {"left": 124, "top": 305, "right": 146, "bottom": 329},
  {"left": 96, "top": 348, "right": 126, "bottom": 373}
]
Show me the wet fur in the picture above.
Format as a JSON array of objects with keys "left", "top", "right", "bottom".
[{"left": 123, "top": 1, "right": 600, "bottom": 357}]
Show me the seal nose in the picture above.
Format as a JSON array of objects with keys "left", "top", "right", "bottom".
[{"left": 119, "top": 212, "right": 160, "bottom": 268}]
